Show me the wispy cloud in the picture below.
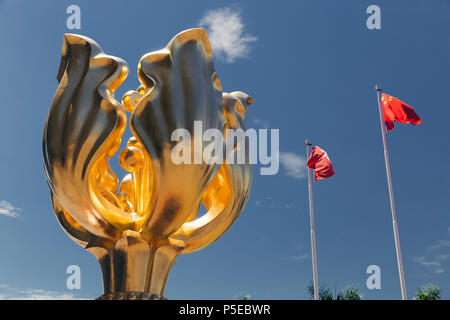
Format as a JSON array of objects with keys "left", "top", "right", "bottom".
[
  {"left": 251, "top": 118, "right": 271, "bottom": 129},
  {"left": 280, "top": 152, "right": 307, "bottom": 179},
  {"left": 289, "top": 243, "right": 309, "bottom": 263},
  {"left": 0, "top": 284, "right": 88, "bottom": 300},
  {"left": 413, "top": 256, "right": 447, "bottom": 274},
  {"left": 414, "top": 230, "right": 450, "bottom": 275},
  {"left": 428, "top": 240, "right": 450, "bottom": 251},
  {"left": 199, "top": 7, "right": 257, "bottom": 63},
  {"left": 289, "top": 254, "right": 309, "bottom": 262},
  {"left": 255, "top": 196, "right": 296, "bottom": 210},
  {"left": 0, "top": 200, "right": 21, "bottom": 218}
]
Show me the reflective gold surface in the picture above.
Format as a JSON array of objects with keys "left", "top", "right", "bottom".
[{"left": 43, "top": 29, "right": 253, "bottom": 299}]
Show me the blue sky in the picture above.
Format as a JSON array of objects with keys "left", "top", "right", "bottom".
[{"left": 0, "top": 0, "right": 449, "bottom": 299}]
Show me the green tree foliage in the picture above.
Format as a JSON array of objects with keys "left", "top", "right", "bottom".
[
  {"left": 307, "top": 282, "right": 362, "bottom": 300},
  {"left": 336, "top": 285, "right": 362, "bottom": 300},
  {"left": 414, "top": 284, "right": 441, "bottom": 300},
  {"left": 234, "top": 293, "right": 251, "bottom": 300}
]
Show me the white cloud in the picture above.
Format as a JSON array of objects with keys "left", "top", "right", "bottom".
[
  {"left": 413, "top": 256, "right": 446, "bottom": 274},
  {"left": 280, "top": 152, "right": 307, "bottom": 179},
  {"left": 199, "top": 7, "right": 257, "bottom": 63},
  {"left": 251, "top": 118, "right": 271, "bottom": 129},
  {"left": 0, "top": 284, "right": 89, "bottom": 300},
  {"left": 436, "top": 253, "right": 450, "bottom": 261},
  {"left": 414, "top": 231, "right": 450, "bottom": 275},
  {"left": 290, "top": 254, "right": 309, "bottom": 262},
  {"left": 255, "top": 196, "right": 296, "bottom": 210},
  {"left": 0, "top": 200, "right": 21, "bottom": 218},
  {"left": 428, "top": 239, "right": 450, "bottom": 251},
  {"left": 289, "top": 242, "right": 308, "bottom": 263}
]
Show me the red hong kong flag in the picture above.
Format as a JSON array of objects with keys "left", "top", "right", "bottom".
[
  {"left": 382, "top": 93, "right": 422, "bottom": 131},
  {"left": 306, "top": 146, "right": 335, "bottom": 181}
]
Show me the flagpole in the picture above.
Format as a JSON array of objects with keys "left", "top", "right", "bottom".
[
  {"left": 375, "top": 85, "right": 407, "bottom": 300},
  {"left": 306, "top": 139, "right": 319, "bottom": 300}
]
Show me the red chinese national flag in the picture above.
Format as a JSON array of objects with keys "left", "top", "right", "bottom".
[
  {"left": 382, "top": 93, "right": 422, "bottom": 131},
  {"left": 306, "top": 146, "right": 335, "bottom": 181}
]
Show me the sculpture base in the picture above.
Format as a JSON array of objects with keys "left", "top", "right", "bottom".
[
  {"left": 96, "top": 292, "right": 168, "bottom": 300},
  {"left": 87, "top": 231, "right": 182, "bottom": 299}
]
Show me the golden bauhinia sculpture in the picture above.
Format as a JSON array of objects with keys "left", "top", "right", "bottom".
[{"left": 43, "top": 28, "right": 254, "bottom": 300}]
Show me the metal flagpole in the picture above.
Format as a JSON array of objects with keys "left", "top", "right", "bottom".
[
  {"left": 375, "top": 85, "right": 408, "bottom": 300},
  {"left": 305, "top": 139, "right": 319, "bottom": 300}
]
